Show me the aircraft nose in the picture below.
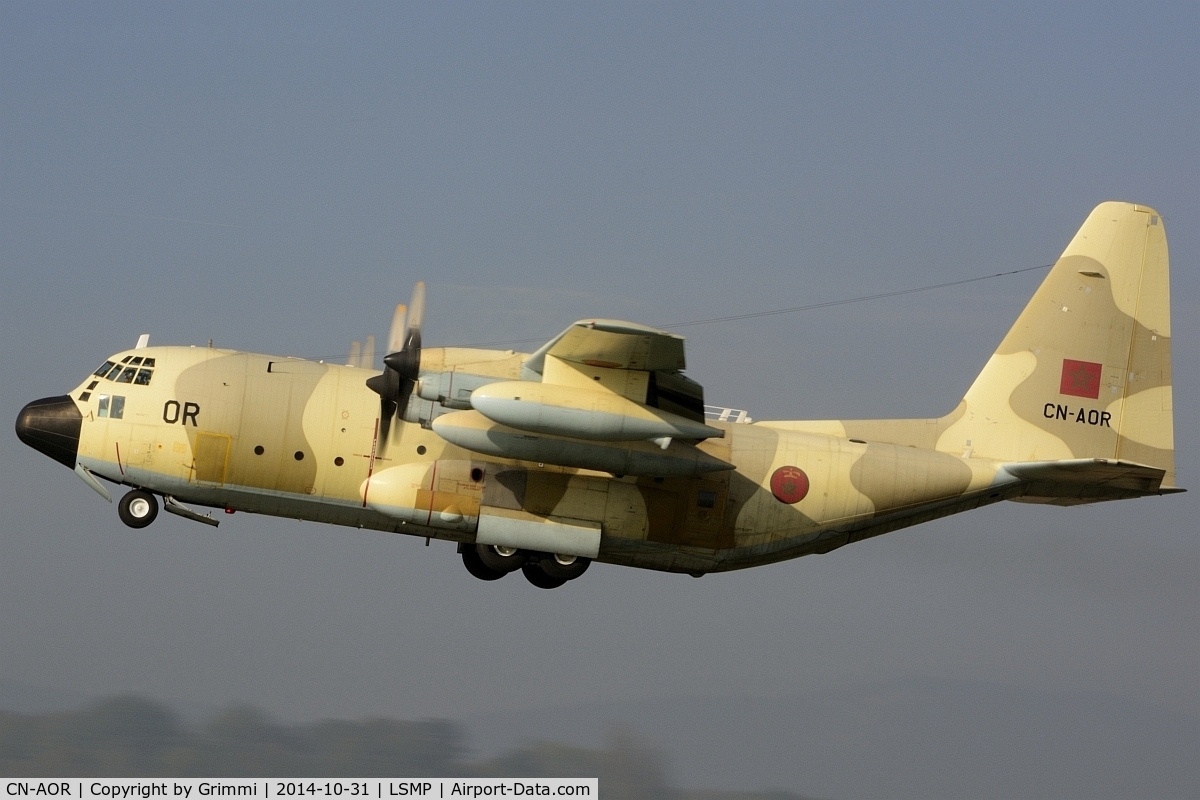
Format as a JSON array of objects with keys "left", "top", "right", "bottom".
[{"left": 15, "top": 395, "right": 83, "bottom": 469}]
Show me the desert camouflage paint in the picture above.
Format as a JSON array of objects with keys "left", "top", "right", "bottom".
[{"left": 25, "top": 202, "right": 1180, "bottom": 578}]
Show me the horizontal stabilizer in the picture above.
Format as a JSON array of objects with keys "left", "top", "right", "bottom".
[{"left": 1002, "top": 458, "right": 1184, "bottom": 506}]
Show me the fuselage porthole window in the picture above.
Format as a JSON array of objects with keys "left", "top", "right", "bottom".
[
  {"left": 94, "top": 361, "right": 116, "bottom": 377},
  {"left": 115, "top": 367, "right": 136, "bottom": 383},
  {"left": 134, "top": 369, "right": 153, "bottom": 386}
]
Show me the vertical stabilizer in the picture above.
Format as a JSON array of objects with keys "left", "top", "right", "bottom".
[{"left": 937, "top": 202, "right": 1175, "bottom": 486}]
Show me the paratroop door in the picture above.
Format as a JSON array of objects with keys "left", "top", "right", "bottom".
[{"left": 192, "top": 432, "right": 231, "bottom": 485}]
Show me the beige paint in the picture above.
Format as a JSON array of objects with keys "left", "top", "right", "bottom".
[
  {"left": 542, "top": 355, "right": 651, "bottom": 401},
  {"left": 54, "top": 202, "right": 1179, "bottom": 578}
]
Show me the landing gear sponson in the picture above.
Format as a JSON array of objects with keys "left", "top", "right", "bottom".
[
  {"left": 111, "top": 488, "right": 589, "bottom": 590},
  {"left": 459, "top": 543, "right": 591, "bottom": 589}
]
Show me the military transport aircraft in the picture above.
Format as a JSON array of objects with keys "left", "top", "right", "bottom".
[{"left": 16, "top": 202, "right": 1182, "bottom": 588}]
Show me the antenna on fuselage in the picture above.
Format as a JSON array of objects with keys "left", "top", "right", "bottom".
[{"left": 135, "top": 334, "right": 149, "bottom": 349}]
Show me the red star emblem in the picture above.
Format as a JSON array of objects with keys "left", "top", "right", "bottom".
[{"left": 770, "top": 466, "right": 810, "bottom": 504}]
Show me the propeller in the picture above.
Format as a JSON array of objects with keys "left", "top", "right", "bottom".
[{"left": 366, "top": 282, "right": 425, "bottom": 451}]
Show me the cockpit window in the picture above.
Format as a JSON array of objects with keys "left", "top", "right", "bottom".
[
  {"left": 94, "top": 356, "right": 155, "bottom": 386},
  {"left": 97, "top": 395, "right": 125, "bottom": 419}
]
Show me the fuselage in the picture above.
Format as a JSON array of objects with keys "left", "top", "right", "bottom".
[
  {"left": 28, "top": 344, "right": 1012, "bottom": 575},
  {"left": 14, "top": 202, "right": 1181, "bottom": 586}
]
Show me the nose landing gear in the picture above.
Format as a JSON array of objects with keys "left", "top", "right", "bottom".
[
  {"left": 117, "top": 489, "right": 159, "bottom": 528},
  {"left": 458, "top": 543, "right": 591, "bottom": 588}
]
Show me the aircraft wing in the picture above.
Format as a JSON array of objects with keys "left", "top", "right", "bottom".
[
  {"left": 524, "top": 319, "right": 687, "bottom": 373},
  {"left": 524, "top": 320, "right": 706, "bottom": 422},
  {"left": 1003, "top": 458, "right": 1185, "bottom": 506}
]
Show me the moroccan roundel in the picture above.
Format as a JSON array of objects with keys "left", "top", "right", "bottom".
[{"left": 770, "top": 466, "right": 809, "bottom": 504}]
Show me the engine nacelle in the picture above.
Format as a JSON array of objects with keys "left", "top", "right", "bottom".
[{"left": 416, "top": 370, "right": 499, "bottom": 410}]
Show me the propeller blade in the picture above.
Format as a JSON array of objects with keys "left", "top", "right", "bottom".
[
  {"left": 386, "top": 304, "right": 407, "bottom": 354},
  {"left": 365, "top": 365, "right": 400, "bottom": 453},
  {"left": 384, "top": 282, "right": 425, "bottom": 381},
  {"left": 378, "top": 398, "right": 396, "bottom": 449},
  {"left": 369, "top": 281, "right": 429, "bottom": 455},
  {"left": 405, "top": 282, "right": 426, "bottom": 341},
  {"left": 361, "top": 335, "right": 375, "bottom": 370}
]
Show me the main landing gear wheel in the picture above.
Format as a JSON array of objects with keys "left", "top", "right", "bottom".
[
  {"left": 477, "top": 544, "right": 525, "bottom": 573},
  {"left": 539, "top": 553, "right": 591, "bottom": 581},
  {"left": 118, "top": 489, "right": 159, "bottom": 529},
  {"left": 521, "top": 561, "right": 569, "bottom": 589},
  {"left": 460, "top": 544, "right": 506, "bottom": 581}
]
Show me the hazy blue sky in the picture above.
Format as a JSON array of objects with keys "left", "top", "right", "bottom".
[{"left": 2, "top": 3, "right": 1197, "bottom": 797}]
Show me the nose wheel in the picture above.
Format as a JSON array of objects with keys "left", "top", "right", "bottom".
[{"left": 118, "top": 489, "right": 159, "bottom": 528}]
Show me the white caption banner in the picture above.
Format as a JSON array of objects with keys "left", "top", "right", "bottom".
[{"left": 4, "top": 780, "right": 598, "bottom": 800}]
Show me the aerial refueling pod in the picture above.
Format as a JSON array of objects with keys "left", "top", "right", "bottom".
[
  {"left": 431, "top": 410, "right": 733, "bottom": 477},
  {"left": 468, "top": 381, "right": 724, "bottom": 443}
]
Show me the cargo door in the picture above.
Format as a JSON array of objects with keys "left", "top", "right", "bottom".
[{"left": 191, "top": 432, "right": 232, "bottom": 485}]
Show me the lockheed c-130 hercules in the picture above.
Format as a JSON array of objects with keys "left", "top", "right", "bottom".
[{"left": 16, "top": 201, "right": 1182, "bottom": 588}]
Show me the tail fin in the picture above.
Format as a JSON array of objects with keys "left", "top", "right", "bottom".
[{"left": 942, "top": 201, "right": 1175, "bottom": 487}]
